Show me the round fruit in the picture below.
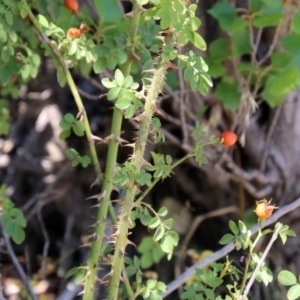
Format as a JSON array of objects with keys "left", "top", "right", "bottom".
[
  {"left": 67, "top": 28, "right": 81, "bottom": 38},
  {"left": 254, "top": 199, "right": 278, "bottom": 220},
  {"left": 220, "top": 131, "right": 238, "bottom": 147},
  {"left": 64, "top": 0, "right": 79, "bottom": 13}
]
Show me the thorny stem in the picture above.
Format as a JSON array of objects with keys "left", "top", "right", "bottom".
[
  {"left": 107, "top": 59, "right": 169, "bottom": 299},
  {"left": 83, "top": 2, "right": 142, "bottom": 299}
]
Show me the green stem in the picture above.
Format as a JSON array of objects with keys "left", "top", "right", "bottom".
[
  {"left": 107, "top": 61, "right": 169, "bottom": 300},
  {"left": 239, "top": 222, "right": 263, "bottom": 295},
  {"left": 242, "top": 223, "right": 283, "bottom": 299},
  {"left": 83, "top": 2, "right": 141, "bottom": 299}
]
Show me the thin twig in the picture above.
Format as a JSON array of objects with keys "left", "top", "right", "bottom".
[
  {"left": 254, "top": 27, "right": 263, "bottom": 58},
  {"left": 178, "top": 68, "right": 189, "bottom": 146},
  {"left": 160, "top": 109, "right": 194, "bottom": 132},
  {"left": 160, "top": 128, "right": 192, "bottom": 152},
  {"left": 242, "top": 223, "right": 283, "bottom": 299},
  {"left": 2, "top": 231, "right": 38, "bottom": 300},
  {"left": 85, "top": 76, "right": 105, "bottom": 91},
  {"left": 77, "top": 86, "right": 102, "bottom": 100},
  {"left": 37, "top": 206, "right": 50, "bottom": 279},
  {"left": 0, "top": 263, "right": 4, "bottom": 300},
  {"left": 181, "top": 206, "right": 238, "bottom": 249},
  {"left": 258, "top": 23, "right": 282, "bottom": 66},
  {"left": 252, "top": 65, "right": 272, "bottom": 99},
  {"left": 162, "top": 196, "right": 300, "bottom": 298}
]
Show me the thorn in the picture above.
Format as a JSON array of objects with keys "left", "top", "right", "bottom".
[
  {"left": 79, "top": 242, "right": 92, "bottom": 248},
  {"left": 111, "top": 199, "right": 123, "bottom": 204},
  {"left": 90, "top": 178, "right": 100, "bottom": 189},
  {"left": 95, "top": 277, "right": 108, "bottom": 285},
  {"left": 142, "top": 68, "right": 156, "bottom": 74},
  {"left": 112, "top": 186, "right": 120, "bottom": 193},
  {"left": 90, "top": 203, "right": 100, "bottom": 208},
  {"left": 141, "top": 159, "right": 151, "bottom": 166},
  {"left": 103, "top": 133, "right": 114, "bottom": 143},
  {"left": 154, "top": 107, "right": 164, "bottom": 116},
  {"left": 87, "top": 233, "right": 98, "bottom": 241},
  {"left": 85, "top": 194, "right": 100, "bottom": 201},
  {"left": 160, "top": 29, "right": 172, "bottom": 35},
  {"left": 88, "top": 220, "right": 100, "bottom": 228},
  {"left": 126, "top": 239, "right": 136, "bottom": 248},
  {"left": 99, "top": 190, "right": 107, "bottom": 201},
  {"left": 133, "top": 112, "right": 145, "bottom": 122},
  {"left": 98, "top": 93, "right": 107, "bottom": 99},
  {"left": 127, "top": 215, "right": 133, "bottom": 228},
  {"left": 123, "top": 142, "right": 135, "bottom": 148},
  {"left": 102, "top": 270, "right": 114, "bottom": 281},
  {"left": 116, "top": 137, "right": 129, "bottom": 144},
  {"left": 166, "top": 62, "right": 179, "bottom": 70},
  {"left": 131, "top": 202, "right": 140, "bottom": 209},
  {"left": 125, "top": 11, "right": 134, "bottom": 18},
  {"left": 144, "top": 77, "right": 154, "bottom": 83},
  {"left": 120, "top": 247, "right": 125, "bottom": 257},
  {"left": 155, "top": 35, "right": 165, "bottom": 42},
  {"left": 76, "top": 110, "right": 83, "bottom": 119},
  {"left": 110, "top": 230, "right": 120, "bottom": 238},
  {"left": 91, "top": 134, "right": 104, "bottom": 142},
  {"left": 128, "top": 154, "right": 135, "bottom": 161}
]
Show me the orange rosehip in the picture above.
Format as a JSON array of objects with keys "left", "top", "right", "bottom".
[
  {"left": 64, "top": 0, "right": 78, "bottom": 13},
  {"left": 254, "top": 199, "right": 278, "bottom": 220},
  {"left": 67, "top": 28, "right": 81, "bottom": 38},
  {"left": 220, "top": 131, "right": 238, "bottom": 147}
]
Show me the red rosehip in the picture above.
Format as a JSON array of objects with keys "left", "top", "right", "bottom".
[
  {"left": 64, "top": 0, "right": 78, "bottom": 13},
  {"left": 220, "top": 131, "right": 238, "bottom": 147}
]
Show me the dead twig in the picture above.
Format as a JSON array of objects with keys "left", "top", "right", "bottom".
[
  {"left": 77, "top": 86, "right": 102, "bottom": 100},
  {"left": 257, "top": 24, "right": 282, "bottom": 66},
  {"left": 0, "top": 263, "right": 4, "bottom": 300},
  {"left": 37, "top": 206, "right": 50, "bottom": 279},
  {"left": 1, "top": 230, "right": 38, "bottom": 300}
]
